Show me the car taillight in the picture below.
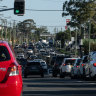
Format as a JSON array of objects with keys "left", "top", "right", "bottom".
[
  {"left": 63, "top": 64, "right": 66, "bottom": 66},
  {"left": 93, "top": 63, "right": 96, "bottom": 67},
  {"left": 82, "top": 64, "right": 85, "bottom": 67},
  {"left": 9, "top": 63, "right": 19, "bottom": 76},
  {"left": 76, "top": 66, "right": 79, "bottom": 68}
]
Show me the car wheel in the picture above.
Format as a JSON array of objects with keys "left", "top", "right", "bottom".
[
  {"left": 60, "top": 73, "right": 64, "bottom": 78},
  {"left": 52, "top": 73, "right": 57, "bottom": 77},
  {"left": 24, "top": 74, "right": 27, "bottom": 78},
  {"left": 60, "top": 70, "right": 64, "bottom": 78},
  {"left": 41, "top": 73, "right": 44, "bottom": 78},
  {"left": 52, "top": 71, "right": 57, "bottom": 77}
]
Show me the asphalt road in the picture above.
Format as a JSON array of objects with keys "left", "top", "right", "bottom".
[{"left": 22, "top": 75, "right": 96, "bottom": 96}]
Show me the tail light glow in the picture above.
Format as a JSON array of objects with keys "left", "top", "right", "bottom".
[
  {"left": 63, "top": 64, "right": 66, "bottom": 66},
  {"left": 82, "top": 64, "right": 85, "bottom": 67},
  {"left": 9, "top": 63, "right": 19, "bottom": 76},
  {"left": 76, "top": 66, "right": 79, "bottom": 68},
  {"left": 93, "top": 63, "right": 96, "bottom": 67}
]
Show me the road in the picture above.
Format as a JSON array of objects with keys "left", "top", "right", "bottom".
[{"left": 22, "top": 75, "right": 96, "bottom": 96}]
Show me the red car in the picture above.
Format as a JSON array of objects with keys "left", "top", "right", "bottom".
[{"left": 0, "top": 41, "right": 23, "bottom": 96}]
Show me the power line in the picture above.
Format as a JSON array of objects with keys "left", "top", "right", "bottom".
[
  {"left": 40, "top": 0, "right": 65, "bottom": 2},
  {"left": 26, "top": 9, "right": 62, "bottom": 11},
  {"left": 0, "top": 8, "right": 13, "bottom": 12},
  {"left": 36, "top": 25, "right": 65, "bottom": 27}
]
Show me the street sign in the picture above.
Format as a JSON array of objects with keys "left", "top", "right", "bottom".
[{"left": 66, "top": 19, "right": 70, "bottom": 24}]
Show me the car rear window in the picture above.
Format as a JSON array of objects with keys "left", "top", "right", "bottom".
[
  {"left": 65, "top": 59, "right": 76, "bottom": 65},
  {"left": 0, "top": 46, "right": 10, "bottom": 61},
  {"left": 27, "top": 62, "right": 40, "bottom": 66}
]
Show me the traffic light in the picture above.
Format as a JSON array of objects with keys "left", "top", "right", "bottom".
[{"left": 14, "top": 0, "right": 25, "bottom": 16}]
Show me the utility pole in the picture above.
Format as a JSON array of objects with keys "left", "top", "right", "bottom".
[
  {"left": 0, "top": 19, "right": 3, "bottom": 40},
  {"left": 12, "top": 20, "right": 16, "bottom": 47},
  {"left": 89, "top": 20, "right": 91, "bottom": 54},
  {"left": 1, "top": 21, "right": 3, "bottom": 40},
  {"left": 9, "top": 21, "right": 12, "bottom": 44},
  {"left": 75, "top": 28, "right": 77, "bottom": 57},
  {"left": 5, "top": 19, "right": 7, "bottom": 41},
  {"left": 13, "top": 20, "right": 16, "bottom": 46}
]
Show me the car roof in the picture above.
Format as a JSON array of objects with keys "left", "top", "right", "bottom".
[
  {"left": 64, "top": 58, "right": 79, "bottom": 60},
  {"left": 0, "top": 40, "right": 8, "bottom": 45},
  {"left": 27, "top": 60, "right": 41, "bottom": 63}
]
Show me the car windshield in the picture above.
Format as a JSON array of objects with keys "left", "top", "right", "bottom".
[{"left": 0, "top": 46, "right": 10, "bottom": 61}]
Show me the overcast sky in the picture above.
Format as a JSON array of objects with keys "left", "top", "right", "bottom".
[{"left": 0, "top": 0, "right": 70, "bottom": 33}]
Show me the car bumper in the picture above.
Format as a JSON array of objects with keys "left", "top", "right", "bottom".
[
  {"left": 0, "top": 76, "right": 23, "bottom": 96},
  {"left": 62, "top": 72, "right": 71, "bottom": 76}
]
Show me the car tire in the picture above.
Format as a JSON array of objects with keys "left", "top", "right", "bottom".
[
  {"left": 60, "top": 73, "right": 64, "bottom": 78},
  {"left": 52, "top": 73, "right": 57, "bottom": 77},
  {"left": 41, "top": 73, "right": 44, "bottom": 78},
  {"left": 24, "top": 74, "right": 27, "bottom": 78},
  {"left": 52, "top": 71, "right": 57, "bottom": 77},
  {"left": 60, "top": 70, "right": 64, "bottom": 78}
]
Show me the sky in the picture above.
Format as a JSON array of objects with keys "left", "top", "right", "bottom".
[{"left": 0, "top": 0, "right": 70, "bottom": 33}]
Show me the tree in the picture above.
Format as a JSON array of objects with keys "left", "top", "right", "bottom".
[
  {"left": 62, "top": 0, "right": 96, "bottom": 28},
  {"left": 55, "top": 29, "right": 71, "bottom": 48},
  {"left": 17, "top": 19, "right": 36, "bottom": 43},
  {"left": 35, "top": 26, "right": 48, "bottom": 40}
]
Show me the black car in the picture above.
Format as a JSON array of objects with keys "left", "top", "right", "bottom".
[
  {"left": 24, "top": 61, "right": 44, "bottom": 78},
  {"left": 52, "top": 55, "right": 70, "bottom": 77}
]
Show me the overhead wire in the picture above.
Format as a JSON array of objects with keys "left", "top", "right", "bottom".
[{"left": 26, "top": 9, "right": 63, "bottom": 11}]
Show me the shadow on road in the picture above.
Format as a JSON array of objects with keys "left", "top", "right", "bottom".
[
  {"left": 23, "top": 90, "right": 96, "bottom": 96},
  {"left": 23, "top": 77, "right": 96, "bottom": 96}
]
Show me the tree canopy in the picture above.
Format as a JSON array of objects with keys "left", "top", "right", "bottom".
[{"left": 62, "top": 0, "right": 96, "bottom": 27}]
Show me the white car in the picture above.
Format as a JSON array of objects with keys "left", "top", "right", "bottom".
[
  {"left": 39, "top": 49, "right": 46, "bottom": 55},
  {"left": 26, "top": 49, "right": 33, "bottom": 54},
  {"left": 85, "top": 52, "right": 96, "bottom": 79},
  {"left": 59, "top": 58, "right": 78, "bottom": 78},
  {"left": 71, "top": 58, "right": 81, "bottom": 78},
  {"left": 16, "top": 53, "right": 24, "bottom": 59}
]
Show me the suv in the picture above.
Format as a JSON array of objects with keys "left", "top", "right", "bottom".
[
  {"left": 0, "top": 41, "right": 23, "bottom": 96},
  {"left": 24, "top": 61, "right": 44, "bottom": 78},
  {"left": 60, "top": 58, "right": 78, "bottom": 78}
]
